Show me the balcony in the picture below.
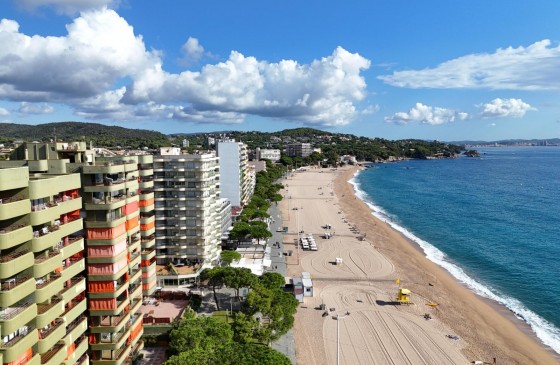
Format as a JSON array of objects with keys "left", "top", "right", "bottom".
[
  {"left": 89, "top": 298, "right": 128, "bottom": 317},
  {"left": 86, "top": 231, "right": 128, "bottom": 246},
  {"left": 141, "top": 235, "right": 155, "bottom": 249},
  {"left": 32, "top": 219, "right": 83, "bottom": 252},
  {"left": 64, "top": 337, "right": 88, "bottom": 365},
  {"left": 129, "top": 283, "right": 142, "bottom": 301},
  {"left": 30, "top": 197, "right": 82, "bottom": 226},
  {"left": 59, "top": 277, "right": 86, "bottom": 303},
  {"left": 0, "top": 250, "right": 34, "bottom": 278},
  {"left": 85, "top": 216, "right": 126, "bottom": 229},
  {"left": 38, "top": 319, "right": 66, "bottom": 353},
  {"left": 0, "top": 167, "right": 28, "bottom": 190},
  {"left": 35, "top": 274, "right": 64, "bottom": 303},
  {"left": 0, "top": 224, "right": 32, "bottom": 250},
  {"left": 61, "top": 236, "right": 84, "bottom": 260},
  {"left": 90, "top": 328, "right": 129, "bottom": 351},
  {"left": 61, "top": 297, "right": 87, "bottom": 324},
  {"left": 90, "top": 311, "right": 130, "bottom": 334},
  {"left": 88, "top": 264, "right": 128, "bottom": 282},
  {"left": 0, "top": 276, "right": 35, "bottom": 307},
  {"left": 84, "top": 195, "right": 128, "bottom": 212},
  {"left": 90, "top": 344, "right": 131, "bottom": 365},
  {"left": 0, "top": 326, "right": 38, "bottom": 364},
  {"left": 33, "top": 251, "right": 62, "bottom": 278},
  {"left": 0, "top": 197, "right": 30, "bottom": 221},
  {"left": 129, "top": 268, "right": 141, "bottom": 285},
  {"left": 89, "top": 279, "right": 128, "bottom": 300},
  {"left": 87, "top": 248, "right": 128, "bottom": 264},
  {"left": 0, "top": 300, "right": 36, "bottom": 335},
  {"left": 141, "top": 247, "right": 156, "bottom": 261},
  {"left": 64, "top": 316, "right": 87, "bottom": 345},
  {"left": 129, "top": 252, "right": 141, "bottom": 269},
  {"left": 125, "top": 179, "right": 139, "bottom": 191},
  {"left": 61, "top": 258, "right": 86, "bottom": 282},
  {"left": 36, "top": 297, "right": 64, "bottom": 328},
  {"left": 40, "top": 341, "right": 66, "bottom": 365}
]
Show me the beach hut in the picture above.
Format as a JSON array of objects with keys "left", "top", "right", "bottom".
[
  {"left": 301, "top": 272, "right": 313, "bottom": 297},
  {"left": 292, "top": 277, "right": 304, "bottom": 303}
]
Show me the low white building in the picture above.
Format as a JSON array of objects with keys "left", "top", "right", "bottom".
[{"left": 256, "top": 148, "right": 281, "bottom": 162}]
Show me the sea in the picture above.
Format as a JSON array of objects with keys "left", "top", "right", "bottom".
[{"left": 351, "top": 146, "right": 560, "bottom": 355}]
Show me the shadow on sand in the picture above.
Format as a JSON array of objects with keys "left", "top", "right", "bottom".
[{"left": 375, "top": 300, "right": 401, "bottom": 306}]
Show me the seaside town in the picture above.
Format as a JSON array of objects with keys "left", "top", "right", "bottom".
[
  {"left": 1, "top": 1, "right": 560, "bottom": 364},
  {"left": 0, "top": 127, "right": 557, "bottom": 365}
]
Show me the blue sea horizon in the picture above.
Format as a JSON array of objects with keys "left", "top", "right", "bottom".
[{"left": 352, "top": 146, "right": 560, "bottom": 355}]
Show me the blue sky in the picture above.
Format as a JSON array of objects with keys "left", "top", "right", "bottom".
[{"left": 1, "top": 0, "right": 560, "bottom": 141}]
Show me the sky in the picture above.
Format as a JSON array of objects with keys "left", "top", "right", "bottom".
[{"left": 1, "top": 1, "right": 560, "bottom": 141}]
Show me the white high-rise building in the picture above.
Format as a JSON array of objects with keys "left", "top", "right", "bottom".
[
  {"left": 153, "top": 149, "right": 222, "bottom": 286},
  {"left": 216, "top": 139, "right": 253, "bottom": 208}
]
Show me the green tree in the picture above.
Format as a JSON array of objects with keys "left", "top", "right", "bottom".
[
  {"left": 200, "top": 267, "right": 227, "bottom": 310},
  {"left": 249, "top": 224, "right": 272, "bottom": 244},
  {"left": 220, "top": 250, "right": 241, "bottom": 265},
  {"left": 259, "top": 272, "right": 285, "bottom": 290},
  {"left": 222, "top": 267, "right": 258, "bottom": 300},
  {"left": 168, "top": 315, "right": 233, "bottom": 356},
  {"left": 231, "top": 312, "right": 258, "bottom": 344},
  {"left": 229, "top": 222, "right": 251, "bottom": 243}
]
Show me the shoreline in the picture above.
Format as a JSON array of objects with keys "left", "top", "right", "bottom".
[{"left": 337, "top": 165, "right": 559, "bottom": 364}]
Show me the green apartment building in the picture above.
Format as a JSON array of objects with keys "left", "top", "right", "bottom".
[
  {"left": 1, "top": 142, "right": 156, "bottom": 365},
  {"left": 0, "top": 165, "right": 88, "bottom": 365}
]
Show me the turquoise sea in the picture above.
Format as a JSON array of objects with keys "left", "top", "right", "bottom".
[{"left": 351, "top": 146, "right": 560, "bottom": 355}]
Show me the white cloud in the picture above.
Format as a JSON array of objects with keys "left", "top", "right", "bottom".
[
  {"left": 0, "top": 8, "right": 158, "bottom": 102},
  {"left": 180, "top": 37, "right": 205, "bottom": 65},
  {"left": 379, "top": 40, "right": 560, "bottom": 90},
  {"left": 479, "top": 98, "right": 536, "bottom": 118},
  {"left": 19, "top": 102, "right": 54, "bottom": 114},
  {"left": 17, "top": 0, "right": 119, "bottom": 14},
  {"left": 123, "top": 46, "right": 370, "bottom": 126},
  {"left": 0, "top": 9, "right": 370, "bottom": 127},
  {"left": 385, "top": 103, "right": 469, "bottom": 125},
  {"left": 0, "top": 107, "right": 9, "bottom": 116}
]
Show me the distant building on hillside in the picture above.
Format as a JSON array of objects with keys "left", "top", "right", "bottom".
[
  {"left": 256, "top": 147, "right": 281, "bottom": 162},
  {"left": 285, "top": 143, "right": 312, "bottom": 158}
]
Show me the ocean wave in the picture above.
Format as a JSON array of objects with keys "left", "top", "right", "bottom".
[{"left": 349, "top": 170, "right": 560, "bottom": 355}]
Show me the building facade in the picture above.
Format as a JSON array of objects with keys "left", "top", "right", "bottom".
[
  {"left": 0, "top": 165, "right": 88, "bottom": 365},
  {"left": 255, "top": 148, "right": 281, "bottom": 162},
  {"left": 285, "top": 143, "right": 312, "bottom": 158},
  {"left": 216, "top": 140, "right": 253, "bottom": 208},
  {"left": 5, "top": 142, "right": 152, "bottom": 365},
  {"left": 81, "top": 156, "right": 145, "bottom": 364},
  {"left": 153, "top": 150, "right": 222, "bottom": 287}
]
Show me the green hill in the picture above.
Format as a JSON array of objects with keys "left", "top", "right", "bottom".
[{"left": 0, "top": 122, "right": 171, "bottom": 149}]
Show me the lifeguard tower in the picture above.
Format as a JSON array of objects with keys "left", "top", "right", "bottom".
[{"left": 396, "top": 288, "right": 412, "bottom": 304}]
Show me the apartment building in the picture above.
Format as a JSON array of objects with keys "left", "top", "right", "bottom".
[
  {"left": 0, "top": 165, "right": 88, "bottom": 365},
  {"left": 81, "top": 156, "right": 146, "bottom": 364},
  {"left": 153, "top": 150, "right": 222, "bottom": 287},
  {"left": 285, "top": 143, "right": 312, "bottom": 158},
  {"left": 216, "top": 140, "right": 254, "bottom": 208},
  {"left": 255, "top": 148, "right": 281, "bottom": 162},
  {"left": 5, "top": 141, "right": 153, "bottom": 365}
]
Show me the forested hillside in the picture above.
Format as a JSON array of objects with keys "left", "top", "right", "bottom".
[{"left": 0, "top": 122, "right": 171, "bottom": 149}]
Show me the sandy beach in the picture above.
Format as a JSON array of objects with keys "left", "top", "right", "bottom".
[{"left": 280, "top": 166, "right": 558, "bottom": 365}]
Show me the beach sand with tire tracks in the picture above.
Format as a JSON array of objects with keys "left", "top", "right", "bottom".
[{"left": 280, "top": 166, "right": 558, "bottom": 365}]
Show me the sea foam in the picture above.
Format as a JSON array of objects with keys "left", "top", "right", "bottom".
[{"left": 349, "top": 170, "right": 560, "bottom": 355}]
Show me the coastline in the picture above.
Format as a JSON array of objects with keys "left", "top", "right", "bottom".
[{"left": 336, "top": 165, "right": 559, "bottom": 364}]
